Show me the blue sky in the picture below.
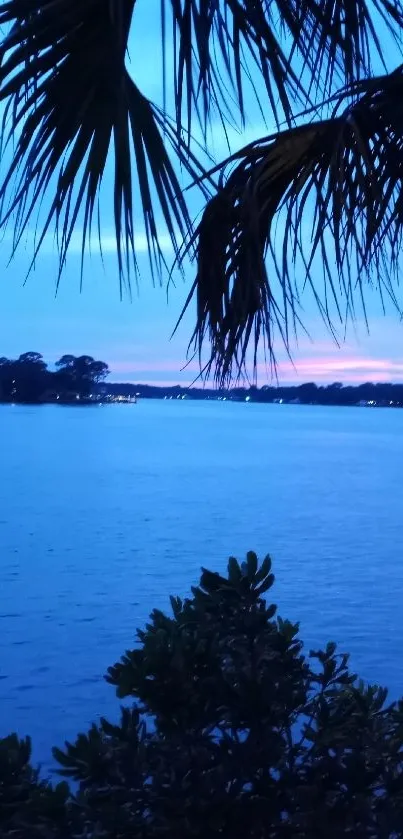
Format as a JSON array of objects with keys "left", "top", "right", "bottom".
[{"left": 0, "top": 2, "right": 403, "bottom": 386}]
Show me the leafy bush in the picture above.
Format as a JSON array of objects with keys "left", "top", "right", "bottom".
[
  {"left": 2, "top": 552, "right": 403, "bottom": 837},
  {"left": 0, "top": 735, "right": 69, "bottom": 837}
]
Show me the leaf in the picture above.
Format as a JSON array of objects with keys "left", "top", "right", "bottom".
[
  {"left": 255, "top": 554, "right": 272, "bottom": 584},
  {"left": 228, "top": 555, "right": 242, "bottom": 583},
  {"left": 183, "top": 67, "right": 403, "bottom": 382},
  {"left": 256, "top": 574, "right": 275, "bottom": 595},
  {"left": 246, "top": 550, "right": 258, "bottom": 578},
  {"left": 266, "top": 603, "right": 277, "bottom": 619}
]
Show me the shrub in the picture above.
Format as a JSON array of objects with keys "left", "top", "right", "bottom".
[
  {"left": 2, "top": 552, "right": 403, "bottom": 837},
  {"left": 0, "top": 734, "right": 69, "bottom": 837}
]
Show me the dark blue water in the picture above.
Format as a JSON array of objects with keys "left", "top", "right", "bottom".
[{"left": 1, "top": 401, "right": 402, "bottom": 771}]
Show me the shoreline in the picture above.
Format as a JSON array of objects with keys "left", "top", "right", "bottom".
[{"left": 1, "top": 395, "right": 401, "bottom": 409}]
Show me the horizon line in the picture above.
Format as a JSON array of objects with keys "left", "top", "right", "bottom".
[{"left": 106, "top": 379, "right": 403, "bottom": 389}]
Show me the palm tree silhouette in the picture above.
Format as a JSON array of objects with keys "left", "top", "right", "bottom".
[{"left": 1, "top": 0, "right": 403, "bottom": 381}]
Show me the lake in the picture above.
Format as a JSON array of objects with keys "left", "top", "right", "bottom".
[{"left": 1, "top": 400, "right": 402, "bottom": 771}]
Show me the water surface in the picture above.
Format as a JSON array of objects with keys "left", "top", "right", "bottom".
[{"left": 0, "top": 401, "right": 402, "bottom": 768}]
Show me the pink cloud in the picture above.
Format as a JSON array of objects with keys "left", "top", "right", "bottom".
[
  {"left": 275, "top": 356, "right": 403, "bottom": 383},
  {"left": 107, "top": 355, "right": 403, "bottom": 385},
  {"left": 105, "top": 320, "right": 403, "bottom": 386}
]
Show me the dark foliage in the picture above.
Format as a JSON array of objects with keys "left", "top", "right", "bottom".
[
  {"left": 104, "top": 380, "right": 403, "bottom": 407},
  {"left": 2, "top": 552, "right": 403, "bottom": 836},
  {"left": 0, "top": 735, "right": 70, "bottom": 838},
  {"left": 55, "top": 355, "right": 109, "bottom": 398},
  {"left": 0, "top": 352, "right": 109, "bottom": 403}
]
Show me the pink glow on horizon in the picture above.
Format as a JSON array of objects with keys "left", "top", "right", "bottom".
[
  {"left": 275, "top": 356, "right": 403, "bottom": 381},
  {"left": 108, "top": 353, "right": 403, "bottom": 385}
]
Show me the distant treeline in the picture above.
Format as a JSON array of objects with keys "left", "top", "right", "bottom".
[
  {"left": 0, "top": 353, "right": 109, "bottom": 403},
  {"left": 106, "top": 381, "right": 403, "bottom": 407},
  {"left": 1, "top": 352, "right": 402, "bottom": 406}
]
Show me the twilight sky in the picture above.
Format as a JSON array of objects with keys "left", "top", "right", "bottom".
[{"left": 0, "top": 3, "right": 403, "bottom": 386}]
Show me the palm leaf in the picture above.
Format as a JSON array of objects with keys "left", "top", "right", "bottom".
[
  {"left": 183, "top": 66, "right": 403, "bottom": 383},
  {"left": 164, "top": 0, "right": 403, "bottom": 136},
  {"left": 0, "top": 0, "right": 206, "bottom": 287}
]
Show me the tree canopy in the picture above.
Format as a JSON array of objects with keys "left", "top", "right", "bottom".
[
  {"left": 2, "top": 552, "right": 403, "bottom": 836},
  {"left": 1, "top": 1, "right": 403, "bottom": 382},
  {"left": 0, "top": 352, "right": 109, "bottom": 402},
  {"left": 55, "top": 355, "right": 109, "bottom": 397}
]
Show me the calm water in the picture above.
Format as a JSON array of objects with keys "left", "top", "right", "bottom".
[{"left": 1, "top": 400, "right": 402, "bottom": 770}]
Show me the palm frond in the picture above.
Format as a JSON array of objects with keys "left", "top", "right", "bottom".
[
  {"left": 0, "top": 0, "right": 206, "bottom": 287},
  {"left": 183, "top": 66, "right": 403, "bottom": 383},
  {"left": 165, "top": 0, "right": 403, "bottom": 136},
  {"left": 1, "top": 1, "right": 403, "bottom": 382}
]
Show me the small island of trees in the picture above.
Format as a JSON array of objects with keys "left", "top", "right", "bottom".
[{"left": 0, "top": 353, "right": 109, "bottom": 404}]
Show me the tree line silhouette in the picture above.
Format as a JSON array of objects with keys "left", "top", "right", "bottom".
[
  {"left": 108, "top": 380, "right": 403, "bottom": 407},
  {"left": 0, "top": 353, "right": 402, "bottom": 406},
  {"left": 0, "top": 353, "right": 109, "bottom": 403}
]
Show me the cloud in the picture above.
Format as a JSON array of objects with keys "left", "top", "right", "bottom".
[
  {"left": 2, "top": 229, "right": 175, "bottom": 256},
  {"left": 107, "top": 352, "right": 403, "bottom": 386},
  {"left": 275, "top": 356, "right": 403, "bottom": 383}
]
